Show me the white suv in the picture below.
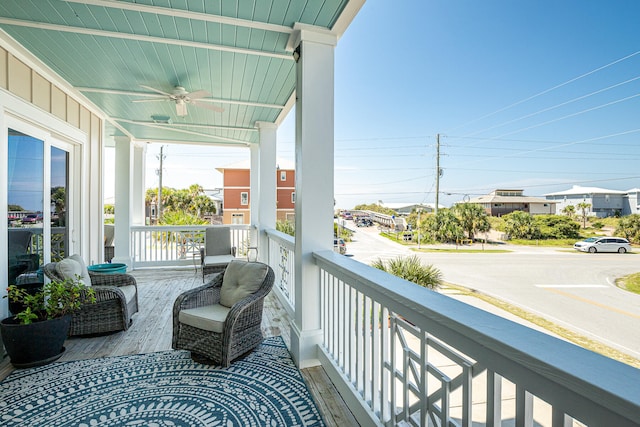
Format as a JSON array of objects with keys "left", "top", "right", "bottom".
[{"left": 574, "top": 237, "right": 631, "bottom": 253}]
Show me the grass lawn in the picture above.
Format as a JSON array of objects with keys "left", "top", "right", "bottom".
[
  {"left": 444, "top": 283, "right": 640, "bottom": 368},
  {"left": 412, "top": 248, "right": 511, "bottom": 253},
  {"left": 616, "top": 273, "right": 640, "bottom": 294}
]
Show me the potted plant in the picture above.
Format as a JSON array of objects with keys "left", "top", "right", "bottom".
[{"left": 1, "top": 277, "right": 95, "bottom": 368}]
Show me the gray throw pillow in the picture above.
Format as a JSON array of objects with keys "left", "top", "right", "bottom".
[{"left": 220, "top": 260, "right": 268, "bottom": 308}]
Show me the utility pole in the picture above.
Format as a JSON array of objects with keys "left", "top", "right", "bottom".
[
  {"left": 156, "top": 145, "right": 165, "bottom": 223},
  {"left": 435, "top": 134, "right": 440, "bottom": 214}
]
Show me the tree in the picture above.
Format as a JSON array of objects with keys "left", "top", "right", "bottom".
[
  {"left": 561, "top": 204, "right": 575, "bottom": 219},
  {"left": 424, "top": 209, "right": 464, "bottom": 243},
  {"left": 353, "top": 203, "right": 396, "bottom": 216},
  {"left": 615, "top": 214, "right": 640, "bottom": 244},
  {"left": 576, "top": 202, "right": 591, "bottom": 228},
  {"left": 502, "top": 211, "right": 541, "bottom": 239},
  {"left": 452, "top": 203, "right": 490, "bottom": 241},
  {"left": 372, "top": 255, "right": 442, "bottom": 290},
  {"left": 534, "top": 214, "right": 580, "bottom": 239},
  {"left": 145, "top": 185, "right": 216, "bottom": 223}
]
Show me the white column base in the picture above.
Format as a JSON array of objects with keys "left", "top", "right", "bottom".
[{"left": 289, "top": 322, "right": 323, "bottom": 368}]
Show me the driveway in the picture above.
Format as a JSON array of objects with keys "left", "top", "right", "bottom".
[{"left": 346, "top": 223, "right": 640, "bottom": 360}]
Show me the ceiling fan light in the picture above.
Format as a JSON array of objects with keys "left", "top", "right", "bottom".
[{"left": 175, "top": 100, "right": 187, "bottom": 116}]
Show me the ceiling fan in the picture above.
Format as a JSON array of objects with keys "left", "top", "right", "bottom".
[{"left": 133, "top": 85, "right": 224, "bottom": 116}]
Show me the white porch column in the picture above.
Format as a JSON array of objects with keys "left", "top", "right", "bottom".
[
  {"left": 112, "top": 136, "right": 133, "bottom": 268},
  {"left": 132, "top": 142, "right": 147, "bottom": 226},
  {"left": 291, "top": 25, "right": 337, "bottom": 368},
  {"left": 256, "top": 122, "right": 278, "bottom": 262}
]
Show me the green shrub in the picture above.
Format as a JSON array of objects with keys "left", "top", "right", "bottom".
[
  {"left": 615, "top": 214, "right": 640, "bottom": 244},
  {"left": 534, "top": 215, "right": 580, "bottom": 239},
  {"left": 276, "top": 220, "right": 295, "bottom": 236},
  {"left": 372, "top": 255, "right": 442, "bottom": 289}
]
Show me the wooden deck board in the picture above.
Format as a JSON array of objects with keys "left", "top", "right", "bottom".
[{"left": 0, "top": 267, "right": 357, "bottom": 426}]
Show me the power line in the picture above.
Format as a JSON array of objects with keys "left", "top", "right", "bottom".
[{"left": 446, "top": 49, "right": 640, "bottom": 134}]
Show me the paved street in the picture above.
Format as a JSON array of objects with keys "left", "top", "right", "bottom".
[{"left": 345, "top": 223, "right": 640, "bottom": 360}]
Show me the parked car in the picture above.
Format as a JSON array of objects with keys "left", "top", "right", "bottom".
[
  {"left": 574, "top": 237, "right": 631, "bottom": 253},
  {"left": 333, "top": 238, "right": 346, "bottom": 255},
  {"left": 21, "top": 213, "right": 43, "bottom": 224}
]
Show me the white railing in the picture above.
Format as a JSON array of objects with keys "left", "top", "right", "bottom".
[
  {"left": 130, "top": 225, "right": 252, "bottom": 268},
  {"left": 313, "top": 250, "right": 640, "bottom": 427},
  {"left": 265, "top": 229, "right": 295, "bottom": 310}
]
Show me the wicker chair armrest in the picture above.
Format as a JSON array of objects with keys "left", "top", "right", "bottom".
[
  {"left": 89, "top": 272, "right": 137, "bottom": 288},
  {"left": 91, "top": 285, "right": 128, "bottom": 304},
  {"left": 200, "top": 247, "right": 205, "bottom": 263}
]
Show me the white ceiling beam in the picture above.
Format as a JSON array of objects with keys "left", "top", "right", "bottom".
[
  {"left": 76, "top": 87, "right": 285, "bottom": 110},
  {"left": 115, "top": 118, "right": 258, "bottom": 133},
  {"left": 114, "top": 118, "right": 252, "bottom": 145},
  {"left": 61, "top": 0, "right": 293, "bottom": 35},
  {"left": 0, "top": 17, "right": 292, "bottom": 60}
]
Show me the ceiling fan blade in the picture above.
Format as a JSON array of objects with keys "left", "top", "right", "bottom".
[
  {"left": 175, "top": 101, "right": 188, "bottom": 117},
  {"left": 140, "top": 85, "right": 173, "bottom": 97},
  {"left": 191, "top": 100, "right": 225, "bottom": 113},
  {"left": 185, "top": 89, "right": 211, "bottom": 100}
]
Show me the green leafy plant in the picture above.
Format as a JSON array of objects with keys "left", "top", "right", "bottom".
[
  {"left": 5, "top": 277, "right": 96, "bottom": 325},
  {"left": 372, "top": 255, "right": 442, "bottom": 290}
]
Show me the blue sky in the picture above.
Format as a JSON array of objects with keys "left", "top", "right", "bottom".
[{"left": 111, "top": 1, "right": 640, "bottom": 209}]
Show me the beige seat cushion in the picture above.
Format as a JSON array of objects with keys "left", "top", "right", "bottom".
[
  {"left": 56, "top": 257, "right": 89, "bottom": 285},
  {"left": 179, "top": 304, "right": 231, "bottom": 333},
  {"left": 119, "top": 285, "right": 137, "bottom": 304},
  {"left": 220, "top": 260, "right": 268, "bottom": 308},
  {"left": 203, "top": 254, "right": 236, "bottom": 266}
]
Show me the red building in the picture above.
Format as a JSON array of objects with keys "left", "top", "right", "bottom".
[{"left": 217, "top": 159, "right": 295, "bottom": 224}]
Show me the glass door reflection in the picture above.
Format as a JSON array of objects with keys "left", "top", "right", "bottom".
[
  {"left": 51, "top": 146, "right": 69, "bottom": 261},
  {"left": 7, "top": 129, "right": 44, "bottom": 286}
]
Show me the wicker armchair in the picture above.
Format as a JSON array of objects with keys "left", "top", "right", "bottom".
[
  {"left": 42, "top": 256, "right": 138, "bottom": 336},
  {"left": 200, "top": 226, "right": 236, "bottom": 281},
  {"left": 173, "top": 260, "right": 274, "bottom": 367}
]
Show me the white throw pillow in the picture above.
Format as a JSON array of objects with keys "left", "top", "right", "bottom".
[
  {"left": 69, "top": 254, "right": 92, "bottom": 285},
  {"left": 219, "top": 260, "right": 268, "bottom": 308}
]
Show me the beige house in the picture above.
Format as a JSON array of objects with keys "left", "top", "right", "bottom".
[{"left": 467, "top": 189, "right": 556, "bottom": 216}]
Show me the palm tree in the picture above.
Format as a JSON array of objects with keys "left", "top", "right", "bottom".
[
  {"left": 453, "top": 203, "right": 490, "bottom": 241},
  {"left": 577, "top": 202, "right": 591, "bottom": 228},
  {"left": 562, "top": 204, "right": 575, "bottom": 219}
]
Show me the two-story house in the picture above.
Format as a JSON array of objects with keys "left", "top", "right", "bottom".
[{"left": 216, "top": 159, "right": 295, "bottom": 224}]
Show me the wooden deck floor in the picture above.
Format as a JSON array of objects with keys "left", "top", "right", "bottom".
[{"left": 0, "top": 267, "right": 358, "bottom": 426}]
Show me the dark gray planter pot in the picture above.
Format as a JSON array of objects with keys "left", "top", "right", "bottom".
[{"left": 0, "top": 315, "right": 71, "bottom": 368}]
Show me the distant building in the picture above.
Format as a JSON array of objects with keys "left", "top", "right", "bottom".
[
  {"left": 466, "top": 189, "right": 555, "bottom": 216},
  {"left": 545, "top": 186, "right": 627, "bottom": 218},
  {"left": 216, "top": 159, "right": 295, "bottom": 224},
  {"left": 376, "top": 202, "right": 440, "bottom": 215}
]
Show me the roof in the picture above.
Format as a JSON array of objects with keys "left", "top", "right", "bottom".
[
  {"left": 544, "top": 186, "right": 628, "bottom": 196},
  {"left": 215, "top": 158, "right": 294, "bottom": 172},
  {"left": 0, "top": 1, "right": 364, "bottom": 147},
  {"left": 379, "top": 202, "right": 441, "bottom": 210},
  {"left": 468, "top": 195, "right": 554, "bottom": 204}
]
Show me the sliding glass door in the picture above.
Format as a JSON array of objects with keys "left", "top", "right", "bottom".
[{"left": 7, "top": 129, "right": 72, "bottom": 287}]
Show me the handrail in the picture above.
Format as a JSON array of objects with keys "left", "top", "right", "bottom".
[
  {"left": 313, "top": 250, "right": 640, "bottom": 426},
  {"left": 130, "top": 224, "right": 252, "bottom": 267},
  {"left": 265, "top": 228, "right": 295, "bottom": 311}
]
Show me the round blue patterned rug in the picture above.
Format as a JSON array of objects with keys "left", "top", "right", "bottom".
[{"left": 0, "top": 337, "right": 325, "bottom": 426}]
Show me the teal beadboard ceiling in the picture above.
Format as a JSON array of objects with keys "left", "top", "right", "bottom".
[{"left": 0, "top": 0, "right": 363, "bottom": 146}]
